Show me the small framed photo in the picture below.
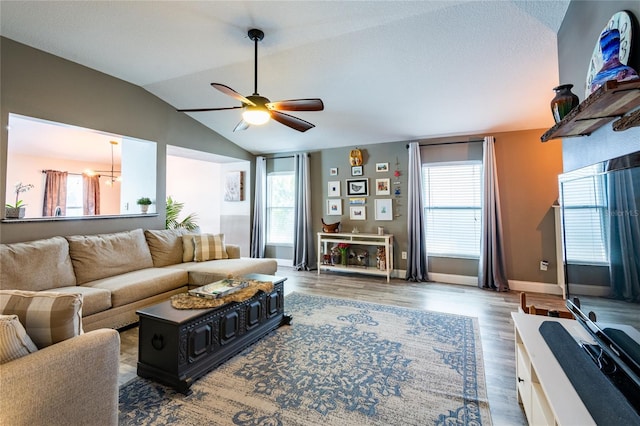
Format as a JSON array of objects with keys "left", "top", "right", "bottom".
[
  {"left": 329, "top": 167, "right": 338, "bottom": 176},
  {"left": 326, "top": 199, "right": 342, "bottom": 216},
  {"left": 375, "top": 198, "right": 393, "bottom": 221},
  {"left": 351, "top": 165, "right": 363, "bottom": 176},
  {"left": 349, "top": 197, "right": 366, "bottom": 205},
  {"left": 376, "top": 162, "right": 389, "bottom": 173},
  {"left": 376, "top": 178, "right": 391, "bottom": 195},
  {"left": 350, "top": 206, "right": 366, "bottom": 220},
  {"left": 328, "top": 181, "right": 341, "bottom": 197},
  {"left": 346, "top": 178, "right": 369, "bottom": 196}
]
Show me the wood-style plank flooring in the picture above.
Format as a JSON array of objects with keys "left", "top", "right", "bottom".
[{"left": 118, "top": 268, "right": 640, "bottom": 425}]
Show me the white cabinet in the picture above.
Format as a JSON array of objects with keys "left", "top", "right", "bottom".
[
  {"left": 317, "top": 232, "right": 394, "bottom": 282},
  {"left": 512, "top": 313, "right": 596, "bottom": 425}
]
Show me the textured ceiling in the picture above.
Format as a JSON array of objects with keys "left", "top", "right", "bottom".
[{"left": 0, "top": 1, "right": 571, "bottom": 155}]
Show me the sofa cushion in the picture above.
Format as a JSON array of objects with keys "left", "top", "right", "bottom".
[
  {"left": 0, "top": 314, "right": 38, "bottom": 364},
  {"left": 145, "top": 228, "right": 188, "bottom": 267},
  {"left": 67, "top": 229, "right": 154, "bottom": 284},
  {"left": 0, "top": 236, "right": 76, "bottom": 291},
  {"left": 193, "top": 233, "right": 229, "bottom": 262},
  {"left": 0, "top": 290, "right": 83, "bottom": 349},
  {"left": 49, "top": 286, "right": 112, "bottom": 317},
  {"left": 166, "top": 258, "right": 278, "bottom": 285},
  {"left": 84, "top": 268, "right": 187, "bottom": 308}
]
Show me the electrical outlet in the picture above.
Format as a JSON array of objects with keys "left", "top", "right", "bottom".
[
  {"left": 402, "top": 251, "right": 407, "bottom": 260},
  {"left": 540, "top": 260, "right": 549, "bottom": 271}
]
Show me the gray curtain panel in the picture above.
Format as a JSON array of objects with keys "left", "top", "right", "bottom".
[
  {"left": 406, "top": 142, "right": 429, "bottom": 281},
  {"left": 82, "top": 174, "right": 100, "bottom": 215},
  {"left": 250, "top": 156, "right": 266, "bottom": 258},
  {"left": 478, "top": 136, "right": 508, "bottom": 291},
  {"left": 293, "top": 153, "right": 316, "bottom": 270},
  {"left": 42, "top": 170, "right": 68, "bottom": 216},
  {"left": 607, "top": 168, "right": 640, "bottom": 302}
]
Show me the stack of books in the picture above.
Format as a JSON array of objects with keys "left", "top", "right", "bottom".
[{"left": 188, "top": 278, "right": 250, "bottom": 299}]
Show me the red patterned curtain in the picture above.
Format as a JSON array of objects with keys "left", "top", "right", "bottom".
[
  {"left": 83, "top": 174, "right": 100, "bottom": 215},
  {"left": 42, "top": 170, "right": 68, "bottom": 216}
]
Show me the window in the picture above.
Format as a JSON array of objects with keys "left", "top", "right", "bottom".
[
  {"left": 559, "top": 163, "right": 607, "bottom": 264},
  {"left": 267, "top": 172, "right": 295, "bottom": 244},
  {"left": 422, "top": 162, "right": 482, "bottom": 257},
  {"left": 65, "top": 174, "right": 83, "bottom": 217}
]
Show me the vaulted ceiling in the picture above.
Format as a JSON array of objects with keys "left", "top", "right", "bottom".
[{"left": 0, "top": 1, "right": 571, "bottom": 155}]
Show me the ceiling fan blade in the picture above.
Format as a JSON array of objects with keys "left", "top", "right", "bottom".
[
  {"left": 266, "top": 98, "right": 324, "bottom": 112},
  {"left": 177, "top": 106, "right": 242, "bottom": 112},
  {"left": 211, "top": 83, "right": 255, "bottom": 106},
  {"left": 270, "top": 111, "right": 315, "bottom": 132},
  {"left": 233, "top": 120, "right": 250, "bottom": 132}
]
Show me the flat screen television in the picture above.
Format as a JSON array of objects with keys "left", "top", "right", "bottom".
[{"left": 559, "top": 150, "right": 640, "bottom": 414}]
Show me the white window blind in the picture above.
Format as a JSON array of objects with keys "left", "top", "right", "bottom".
[
  {"left": 422, "top": 162, "right": 482, "bottom": 257},
  {"left": 559, "top": 164, "right": 607, "bottom": 264},
  {"left": 267, "top": 172, "right": 295, "bottom": 244}
]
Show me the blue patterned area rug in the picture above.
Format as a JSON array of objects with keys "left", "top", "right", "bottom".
[{"left": 119, "top": 292, "right": 492, "bottom": 425}]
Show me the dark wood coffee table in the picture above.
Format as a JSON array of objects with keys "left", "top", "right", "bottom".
[{"left": 136, "top": 273, "right": 289, "bottom": 393}]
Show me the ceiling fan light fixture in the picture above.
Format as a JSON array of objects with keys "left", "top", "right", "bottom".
[{"left": 242, "top": 108, "right": 270, "bottom": 125}]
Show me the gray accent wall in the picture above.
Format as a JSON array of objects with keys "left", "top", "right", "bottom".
[
  {"left": 1, "top": 37, "right": 254, "bottom": 243},
  {"left": 558, "top": 1, "right": 640, "bottom": 171}
]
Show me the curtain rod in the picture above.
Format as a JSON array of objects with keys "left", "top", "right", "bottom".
[
  {"left": 262, "top": 153, "right": 309, "bottom": 160},
  {"left": 406, "top": 139, "right": 484, "bottom": 148},
  {"left": 41, "top": 170, "right": 83, "bottom": 176}
]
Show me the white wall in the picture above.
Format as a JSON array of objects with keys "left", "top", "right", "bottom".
[{"left": 166, "top": 155, "right": 221, "bottom": 233}]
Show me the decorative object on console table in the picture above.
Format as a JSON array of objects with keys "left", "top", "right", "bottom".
[
  {"left": 550, "top": 84, "right": 579, "bottom": 123},
  {"left": 321, "top": 218, "right": 340, "bottom": 233},
  {"left": 337, "top": 243, "right": 349, "bottom": 266},
  {"left": 4, "top": 182, "right": 33, "bottom": 219}
]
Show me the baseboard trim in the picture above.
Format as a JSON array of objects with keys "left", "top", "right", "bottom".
[
  {"left": 567, "top": 284, "right": 611, "bottom": 297},
  {"left": 427, "top": 273, "right": 478, "bottom": 286},
  {"left": 508, "top": 280, "right": 564, "bottom": 296}
]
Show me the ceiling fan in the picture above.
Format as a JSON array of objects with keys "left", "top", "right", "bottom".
[{"left": 177, "top": 29, "right": 324, "bottom": 132}]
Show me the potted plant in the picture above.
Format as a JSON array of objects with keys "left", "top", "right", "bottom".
[
  {"left": 136, "top": 197, "right": 153, "bottom": 214},
  {"left": 5, "top": 182, "right": 34, "bottom": 219},
  {"left": 165, "top": 196, "right": 199, "bottom": 231}
]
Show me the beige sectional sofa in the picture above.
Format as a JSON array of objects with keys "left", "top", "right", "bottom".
[{"left": 0, "top": 228, "right": 277, "bottom": 331}]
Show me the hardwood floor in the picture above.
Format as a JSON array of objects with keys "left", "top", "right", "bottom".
[{"left": 118, "top": 268, "right": 640, "bottom": 425}]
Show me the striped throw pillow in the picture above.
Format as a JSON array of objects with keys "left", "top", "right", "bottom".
[
  {"left": 0, "top": 290, "right": 83, "bottom": 349},
  {"left": 0, "top": 314, "right": 38, "bottom": 364},
  {"left": 193, "top": 234, "right": 229, "bottom": 262}
]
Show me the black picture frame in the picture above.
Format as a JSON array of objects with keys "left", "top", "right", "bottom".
[{"left": 346, "top": 178, "right": 369, "bottom": 196}]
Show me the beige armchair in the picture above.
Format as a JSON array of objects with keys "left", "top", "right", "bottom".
[{"left": 0, "top": 328, "right": 120, "bottom": 426}]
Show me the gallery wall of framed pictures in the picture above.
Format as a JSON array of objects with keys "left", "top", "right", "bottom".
[{"left": 324, "top": 150, "right": 399, "bottom": 228}]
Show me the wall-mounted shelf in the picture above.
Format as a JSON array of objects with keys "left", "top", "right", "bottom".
[{"left": 541, "top": 80, "right": 640, "bottom": 142}]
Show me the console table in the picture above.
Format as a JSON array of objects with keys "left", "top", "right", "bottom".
[
  {"left": 317, "top": 232, "right": 393, "bottom": 282},
  {"left": 137, "top": 274, "right": 288, "bottom": 393}
]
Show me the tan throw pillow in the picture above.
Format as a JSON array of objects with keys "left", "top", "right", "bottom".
[
  {"left": 0, "top": 314, "right": 38, "bottom": 364},
  {"left": 145, "top": 228, "right": 187, "bottom": 267},
  {"left": 0, "top": 290, "right": 83, "bottom": 349},
  {"left": 193, "top": 234, "right": 229, "bottom": 262},
  {"left": 182, "top": 234, "right": 198, "bottom": 262}
]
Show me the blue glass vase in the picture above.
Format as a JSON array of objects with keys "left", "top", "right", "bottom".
[{"left": 589, "top": 29, "right": 639, "bottom": 95}]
